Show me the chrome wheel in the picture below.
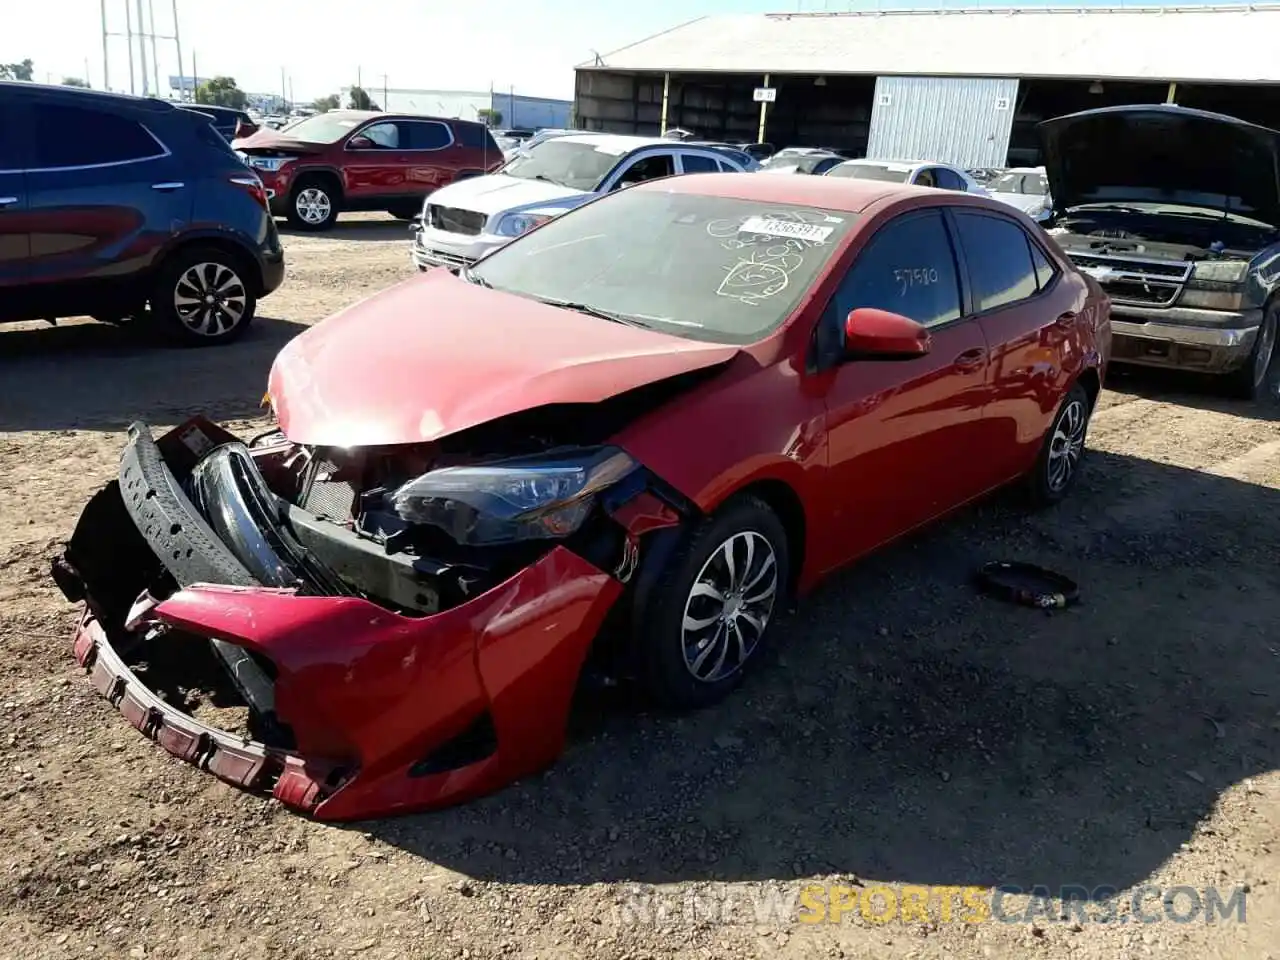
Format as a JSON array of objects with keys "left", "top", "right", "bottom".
[
  {"left": 1252, "top": 309, "right": 1277, "bottom": 391},
  {"left": 1046, "top": 398, "right": 1088, "bottom": 492},
  {"left": 295, "top": 187, "right": 332, "bottom": 225},
  {"left": 173, "top": 262, "right": 247, "bottom": 337},
  {"left": 681, "top": 530, "right": 779, "bottom": 684}
]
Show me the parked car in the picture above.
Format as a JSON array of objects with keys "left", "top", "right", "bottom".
[
  {"left": 183, "top": 103, "right": 258, "bottom": 142},
  {"left": 0, "top": 82, "right": 284, "bottom": 344},
  {"left": 985, "top": 166, "right": 1050, "bottom": 215},
  {"left": 759, "top": 148, "right": 846, "bottom": 176},
  {"left": 411, "top": 133, "right": 754, "bottom": 270},
  {"left": 1038, "top": 104, "right": 1280, "bottom": 400},
  {"left": 507, "top": 128, "right": 574, "bottom": 157},
  {"left": 826, "top": 158, "right": 990, "bottom": 195},
  {"left": 55, "top": 172, "right": 1109, "bottom": 820},
  {"left": 233, "top": 110, "right": 505, "bottom": 230},
  {"left": 685, "top": 141, "right": 762, "bottom": 170},
  {"left": 494, "top": 128, "right": 534, "bottom": 144}
]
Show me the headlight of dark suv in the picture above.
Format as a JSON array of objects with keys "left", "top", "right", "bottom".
[{"left": 391, "top": 447, "right": 637, "bottom": 546}]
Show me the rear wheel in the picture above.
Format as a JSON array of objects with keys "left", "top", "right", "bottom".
[
  {"left": 148, "top": 246, "right": 256, "bottom": 346},
  {"left": 1026, "top": 382, "right": 1092, "bottom": 507},
  {"left": 1225, "top": 299, "right": 1278, "bottom": 401},
  {"left": 287, "top": 176, "right": 340, "bottom": 231}
]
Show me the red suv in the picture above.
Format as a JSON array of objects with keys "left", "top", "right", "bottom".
[{"left": 233, "top": 111, "right": 505, "bottom": 230}]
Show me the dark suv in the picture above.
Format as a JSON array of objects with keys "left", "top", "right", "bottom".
[
  {"left": 0, "top": 82, "right": 284, "bottom": 345},
  {"left": 233, "top": 110, "right": 505, "bottom": 230}
]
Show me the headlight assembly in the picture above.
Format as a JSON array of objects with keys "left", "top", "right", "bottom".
[
  {"left": 495, "top": 212, "right": 553, "bottom": 237},
  {"left": 391, "top": 447, "right": 637, "bottom": 545},
  {"left": 247, "top": 156, "right": 295, "bottom": 173},
  {"left": 1191, "top": 259, "right": 1249, "bottom": 284}
]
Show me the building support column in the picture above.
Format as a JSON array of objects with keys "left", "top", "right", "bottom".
[
  {"left": 1166, "top": 81, "right": 1178, "bottom": 104},
  {"left": 757, "top": 72, "right": 770, "bottom": 143},
  {"left": 660, "top": 72, "right": 670, "bottom": 135}
]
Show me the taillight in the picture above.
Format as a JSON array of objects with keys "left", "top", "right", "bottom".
[{"left": 230, "top": 175, "right": 270, "bottom": 210}]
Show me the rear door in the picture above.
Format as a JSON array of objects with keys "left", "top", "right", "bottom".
[
  {"left": 0, "top": 96, "right": 31, "bottom": 296},
  {"left": 949, "top": 207, "right": 1084, "bottom": 481},
  {"left": 25, "top": 101, "right": 193, "bottom": 292},
  {"left": 399, "top": 119, "right": 464, "bottom": 195}
]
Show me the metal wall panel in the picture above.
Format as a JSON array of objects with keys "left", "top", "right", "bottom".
[{"left": 866, "top": 76, "right": 1019, "bottom": 169}]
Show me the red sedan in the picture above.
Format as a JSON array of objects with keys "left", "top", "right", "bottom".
[{"left": 53, "top": 174, "right": 1110, "bottom": 820}]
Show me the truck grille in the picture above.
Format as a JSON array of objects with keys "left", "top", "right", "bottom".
[
  {"left": 427, "top": 204, "right": 485, "bottom": 236},
  {"left": 1067, "top": 252, "right": 1193, "bottom": 308}
]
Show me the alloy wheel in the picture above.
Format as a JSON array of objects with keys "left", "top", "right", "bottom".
[
  {"left": 1252, "top": 309, "right": 1277, "bottom": 393},
  {"left": 1046, "top": 398, "right": 1087, "bottom": 492},
  {"left": 173, "top": 262, "right": 248, "bottom": 337},
  {"left": 681, "top": 530, "right": 779, "bottom": 684},
  {"left": 295, "top": 187, "right": 332, "bottom": 225}
]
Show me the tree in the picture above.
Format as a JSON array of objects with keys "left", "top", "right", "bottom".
[
  {"left": 346, "top": 86, "right": 380, "bottom": 111},
  {"left": 0, "top": 59, "right": 34, "bottom": 81},
  {"left": 195, "top": 76, "right": 248, "bottom": 109},
  {"left": 312, "top": 94, "right": 340, "bottom": 113},
  {"left": 62, "top": 76, "right": 89, "bottom": 88},
  {"left": 477, "top": 108, "right": 503, "bottom": 128}
]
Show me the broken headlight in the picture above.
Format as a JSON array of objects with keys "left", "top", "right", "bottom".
[{"left": 390, "top": 447, "right": 637, "bottom": 546}]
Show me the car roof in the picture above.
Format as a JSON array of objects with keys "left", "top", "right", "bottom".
[
  {"left": 321, "top": 108, "right": 479, "bottom": 126},
  {"left": 555, "top": 133, "right": 689, "bottom": 151},
  {"left": 0, "top": 81, "right": 176, "bottom": 115},
  {"left": 635, "top": 170, "right": 953, "bottom": 213}
]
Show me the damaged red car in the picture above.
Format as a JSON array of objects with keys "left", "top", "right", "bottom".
[{"left": 53, "top": 174, "right": 1110, "bottom": 820}]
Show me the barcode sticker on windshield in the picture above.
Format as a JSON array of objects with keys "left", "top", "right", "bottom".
[{"left": 738, "top": 217, "right": 834, "bottom": 243}]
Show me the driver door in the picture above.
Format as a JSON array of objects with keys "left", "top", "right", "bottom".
[{"left": 814, "top": 208, "right": 993, "bottom": 573}]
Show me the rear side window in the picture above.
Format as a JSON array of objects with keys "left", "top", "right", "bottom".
[
  {"left": 680, "top": 154, "right": 719, "bottom": 174},
  {"left": 835, "top": 210, "right": 962, "bottom": 328},
  {"left": 32, "top": 104, "right": 166, "bottom": 169},
  {"left": 404, "top": 121, "right": 453, "bottom": 150},
  {"left": 1029, "top": 238, "right": 1058, "bottom": 290},
  {"left": 953, "top": 211, "right": 1040, "bottom": 311}
]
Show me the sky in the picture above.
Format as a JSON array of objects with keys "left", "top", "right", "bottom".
[{"left": 3, "top": 0, "right": 1256, "bottom": 104}]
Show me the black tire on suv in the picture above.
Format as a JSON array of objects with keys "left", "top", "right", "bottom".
[
  {"left": 148, "top": 245, "right": 258, "bottom": 346},
  {"left": 287, "top": 175, "right": 341, "bottom": 231}
]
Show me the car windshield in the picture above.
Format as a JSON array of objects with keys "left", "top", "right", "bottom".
[
  {"left": 501, "top": 140, "right": 625, "bottom": 191},
  {"left": 827, "top": 163, "right": 911, "bottom": 182},
  {"left": 275, "top": 114, "right": 365, "bottom": 143},
  {"left": 469, "top": 190, "right": 857, "bottom": 345}
]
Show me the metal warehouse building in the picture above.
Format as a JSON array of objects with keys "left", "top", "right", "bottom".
[
  {"left": 573, "top": 4, "right": 1280, "bottom": 168},
  {"left": 339, "top": 87, "right": 572, "bottom": 129}
]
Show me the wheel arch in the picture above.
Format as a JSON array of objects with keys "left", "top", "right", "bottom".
[
  {"left": 154, "top": 233, "right": 266, "bottom": 296},
  {"left": 291, "top": 166, "right": 345, "bottom": 200},
  {"left": 1074, "top": 364, "right": 1102, "bottom": 411}
]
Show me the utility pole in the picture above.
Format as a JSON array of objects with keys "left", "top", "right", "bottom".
[
  {"left": 382, "top": 74, "right": 388, "bottom": 110},
  {"left": 171, "top": 0, "right": 185, "bottom": 100},
  {"left": 85, "top": 57, "right": 92, "bottom": 88},
  {"left": 135, "top": 0, "right": 149, "bottom": 95},
  {"left": 100, "top": 0, "right": 111, "bottom": 91},
  {"left": 281, "top": 67, "right": 287, "bottom": 110},
  {"left": 125, "top": 0, "right": 136, "bottom": 94},
  {"left": 148, "top": 0, "right": 160, "bottom": 97},
  {"left": 191, "top": 50, "right": 198, "bottom": 99}
]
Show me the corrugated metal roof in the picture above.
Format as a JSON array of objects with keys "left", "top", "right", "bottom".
[{"left": 581, "top": 6, "right": 1280, "bottom": 85}]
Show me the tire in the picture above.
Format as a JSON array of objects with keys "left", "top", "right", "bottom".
[
  {"left": 1225, "top": 299, "right": 1278, "bottom": 401},
  {"left": 148, "top": 246, "right": 257, "bottom": 346},
  {"left": 287, "top": 175, "right": 340, "bottom": 231},
  {"left": 1026, "top": 381, "right": 1092, "bottom": 507},
  {"left": 634, "top": 495, "right": 790, "bottom": 709}
]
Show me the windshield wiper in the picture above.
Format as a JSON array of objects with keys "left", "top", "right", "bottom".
[
  {"left": 529, "top": 295, "right": 653, "bottom": 328},
  {"left": 532, "top": 174, "right": 564, "bottom": 187},
  {"left": 460, "top": 265, "right": 491, "bottom": 288}
]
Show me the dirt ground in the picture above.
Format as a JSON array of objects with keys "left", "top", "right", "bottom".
[{"left": 1, "top": 214, "right": 1277, "bottom": 960}]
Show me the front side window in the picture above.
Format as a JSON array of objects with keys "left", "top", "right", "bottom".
[
  {"left": 404, "top": 121, "right": 452, "bottom": 150},
  {"left": 0, "top": 102, "right": 26, "bottom": 169},
  {"left": 502, "top": 139, "right": 625, "bottom": 192},
  {"left": 832, "top": 210, "right": 962, "bottom": 328},
  {"left": 914, "top": 168, "right": 938, "bottom": 189},
  {"left": 827, "top": 162, "right": 910, "bottom": 183},
  {"left": 953, "top": 210, "right": 1039, "bottom": 311},
  {"left": 615, "top": 153, "right": 674, "bottom": 188},
  {"left": 32, "top": 104, "right": 165, "bottom": 169},
  {"left": 469, "top": 190, "right": 858, "bottom": 345},
  {"left": 357, "top": 122, "right": 400, "bottom": 149}
]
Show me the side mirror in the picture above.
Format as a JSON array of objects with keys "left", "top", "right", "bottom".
[
  {"left": 348, "top": 135, "right": 374, "bottom": 150},
  {"left": 1034, "top": 207, "right": 1053, "bottom": 223},
  {"left": 844, "top": 307, "right": 931, "bottom": 360}
]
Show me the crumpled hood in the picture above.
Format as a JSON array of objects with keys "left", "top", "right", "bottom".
[
  {"left": 231, "top": 130, "right": 327, "bottom": 154},
  {"left": 1039, "top": 104, "right": 1280, "bottom": 226},
  {"left": 267, "top": 270, "right": 739, "bottom": 448},
  {"left": 427, "top": 173, "right": 588, "bottom": 217}
]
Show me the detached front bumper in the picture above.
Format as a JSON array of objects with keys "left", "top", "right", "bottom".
[
  {"left": 410, "top": 222, "right": 507, "bottom": 271},
  {"left": 1109, "top": 307, "right": 1262, "bottom": 374},
  {"left": 54, "top": 421, "right": 633, "bottom": 820}
]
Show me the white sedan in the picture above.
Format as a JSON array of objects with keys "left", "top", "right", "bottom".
[
  {"left": 825, "top": 158, "right": 990, "bottom": 195},
  {"left": 411, "top": 134, "right": 753, "bottom": 271}
]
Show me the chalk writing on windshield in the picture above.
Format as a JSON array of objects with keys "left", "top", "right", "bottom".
[{"left": 709, "top": 210, "right": 840, "bottom": 306}]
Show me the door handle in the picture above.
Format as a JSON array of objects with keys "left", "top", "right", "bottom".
[
  {"left": 0, "top": 196, "right": 18, "bottom": 207},
  {"left": 1054, "top": 311, "right": 1077, "bottom": 328},
  {"left": 151, "top": 182, "right": 185, "bottom": 191},
  {"left": 954, "top": 348, "right": 987, "bottom": 370}
]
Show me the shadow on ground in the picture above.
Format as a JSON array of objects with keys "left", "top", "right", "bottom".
[
  {"left": 362, "top": 448, "right": 1280, "bottom": 896},
  {"left": 276, "top": 217, "right": 415, "bottom": 243},
  {"left": 0, "top": 315, "right": 306, "bottom": 432},
  {"left": 1106, "top": 361, "right": 1280, "bottom": 422}
]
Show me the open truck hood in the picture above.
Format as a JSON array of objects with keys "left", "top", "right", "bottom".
[
  {"left": 267, "top": 270, "right": 740, "bottom": 448},
  {"left": 1039, "top": 104, "right": 1280, "bottom": 227}
]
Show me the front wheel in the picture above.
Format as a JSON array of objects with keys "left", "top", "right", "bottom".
[
  {"left": 1225, "top": 300, "right": 1278, "bottom": 401},
  {"left": 287, "top": 177, "right": 340, "bottom": 231},
  {"left": 1026, "top": 382, "right": 1092, "bottom": 507},
  {"left": 148, "top": 247, "right": 257, "bottom": 346},
  {"left": 634, "top": 496, "right": 789, "bottom": 709}
]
